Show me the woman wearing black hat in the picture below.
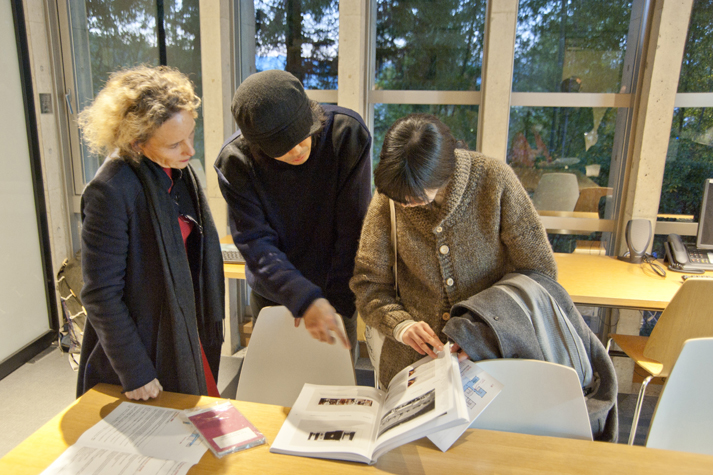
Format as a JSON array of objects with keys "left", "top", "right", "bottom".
[
  {"left": 76, "top": 65, "right": 224, "bottom": 400},
  {"left": 215, "top": 70, "right": 372, "bottom": 358}
]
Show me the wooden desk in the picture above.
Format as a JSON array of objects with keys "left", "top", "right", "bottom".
[
  {"left": 554, "top": 253, "right": 696, "bottom": 311},
  {"left": 224, "top": 262, "right": 246, "bottom": 280},
  {"left": 2, "top": 384, "right": 711, "bottom": 474},
  {"left": 224, "top": 253, "right": 692, "bottom": 311},
  {"left": 220, "top": 235, "right": 246, "bottom": 279}
]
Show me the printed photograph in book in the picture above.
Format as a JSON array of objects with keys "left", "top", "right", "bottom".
[{"left": 378, "top": 389, "right": 435, "bottom": 437}]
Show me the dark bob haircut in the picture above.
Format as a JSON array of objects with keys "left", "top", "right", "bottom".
[{"left": 374, "top": 114, "right": 458, "bottom": 204}]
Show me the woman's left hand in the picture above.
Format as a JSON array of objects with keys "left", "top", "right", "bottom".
[
  {"left": 402, "top": 322, "right": 444, "bottom": 358},
  {"left": 125, "top": 378, "right": 163, "bottom": 401}
]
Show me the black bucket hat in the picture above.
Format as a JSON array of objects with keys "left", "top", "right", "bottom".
[{"left": 231, "top": 70, "right": 321, "bottom": 158}]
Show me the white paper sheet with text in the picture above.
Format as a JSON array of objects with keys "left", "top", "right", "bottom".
[{"left": 40, "top": 402, "right": 207, "bottom": 475}]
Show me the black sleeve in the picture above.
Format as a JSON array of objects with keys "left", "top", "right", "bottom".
[
  {"left": 215, "top": 147, "right": 323, "bottom": 318},
  {"left": 80, "top": 179, "right": 157, "bottom": 391},
  {"left": 324, "top": 116, "right": 373, "bottom": 317}
]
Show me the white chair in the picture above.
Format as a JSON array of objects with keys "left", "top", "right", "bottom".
[
  {"left": 645, "top": 337, "right": 713, "bottom": 455},
  {"left": 235, "top": 306, "right": 356, "bottom": 407},
  {"left": 470, "top": 359, "right": 592, "bottom": 440},
  {"left": 532, "top": 173, "right": 580, "bottom": 211}
]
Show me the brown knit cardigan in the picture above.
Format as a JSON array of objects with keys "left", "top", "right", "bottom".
[{"left": 350, "top": 150, "right": 558, "bottom": 386}]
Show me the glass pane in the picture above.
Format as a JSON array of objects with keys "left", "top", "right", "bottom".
[
  {"left": 656, "top": 1, "right": 713, "bottom": 255},
  {"left": 659, "top": 107, "right": 713, "bottom": 218},
  {"left": 513, "top": 0, "right": 633, "bottom": 93},
  {"left": 508, "top": 106, "right": 618, "bottom": 192},
  {"left": 372, "top": 104, "right": 479, "bottom": 173},
  {"left": 375, "top": 0, "right": 486, "bottom": 91},
  {"left": 549, "top": 232, "right": 606, "bottom": 254},
  {"left": 254, "top": 0, "right": 339, "bottom": 89},
  {"left": 84, "top": 0, "right": 159, "bottom": 96},
  {"left": 165, "top": 0, "right": 204, "bottom": 169},
  {"left": 678, "top": 0, "right": 713, "bottom": 93},
  {"left": 508, "top": 105, "right": 620, "bottom": 252},
  {"left": 78, "top": 0, "right": 160, "bottom": 182}
]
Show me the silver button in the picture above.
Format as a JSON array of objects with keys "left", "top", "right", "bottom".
[
  {"left": 436, "top": 226, "right": 443, "bottom": 233},
  {"left": 439, "top": 245, "right": 449, "bottom": 255},
  {"left": 446, "top": 278, "right": 454, "bottom": 286}
]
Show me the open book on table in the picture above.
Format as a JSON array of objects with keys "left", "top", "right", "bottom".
[
  {"left": 270, "top": 343, "right": 469, "bottom": 464},
  {"left": 427, "top": 359, "right": 504, "bottom": 451}
]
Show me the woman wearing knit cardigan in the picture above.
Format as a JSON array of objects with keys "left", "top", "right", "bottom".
[
  {"left": 76, "top": 66, "right": 224, "bottom": 400},
  {"left": 350, "top": 114, "right": 557, "bottom": 387}
]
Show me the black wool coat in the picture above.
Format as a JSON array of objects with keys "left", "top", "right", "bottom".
[{"left": 77, "top": 157, "right": 224, "bottom": 397}]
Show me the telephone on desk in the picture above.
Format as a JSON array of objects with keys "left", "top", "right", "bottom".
[{"left": 664, "top": 234, "right": 713, "bottom": 273}]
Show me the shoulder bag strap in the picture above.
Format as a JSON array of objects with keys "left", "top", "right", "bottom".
[{"left": 389, "top": 198, "right": 399, "bottom": 298}]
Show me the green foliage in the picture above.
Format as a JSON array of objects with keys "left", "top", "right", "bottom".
[
  {"left": 84, "top": 0, "right": 205, "bottom": 166},
  {"left": 513, "top": 0, "right": 632, "bottom": 93},
  {"left": 255, "top": 0, "right": 339, "bottom": 88},
  {"left": 678, "top": 0, "right": 713, "bottom": 93},
  {"left": 375, "top": 0, "right": 486, "bottom": 91},
  {"left": 372, "top": 0, "right": 486, "bottom": 168},
  {"left": 85, "top": 0, "right": 160, "bottom": 96}
]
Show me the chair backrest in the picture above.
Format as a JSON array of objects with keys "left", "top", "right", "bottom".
[
  {"left": 235, "top": 306, "right": 356, "bottom": 407},
  {"left": 574, "top": 186, "right": 612, "bottom": 213},
  {"left": 646, "top": 337, "right": 713, "bottom": 455},
  {"left": 469, "top": 359, "right": 592, "bottom": 440},
  {"left": 643, "top": 279, "right": 713, "bottom": 378},
  {"left": 532, "top": 173, "right": 580, "bottom": 211}
]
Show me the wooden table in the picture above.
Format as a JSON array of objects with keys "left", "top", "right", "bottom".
[
  {"left": 224, "top": 262, "right": 246, "bottom": 280},
  {"left": 553, "top": 252, "right": 700, "bottom": 311},
  {"left": 221, "top": 235, "right": 247, "bottom": 280},
  {"left": 225, "top": 253, "right": 693, "bottom": 312},
  {"left": 2, "top": 384, "right": 711, "bottom": 474}
]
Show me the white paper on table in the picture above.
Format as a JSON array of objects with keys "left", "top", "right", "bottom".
[
  {"left": 40, "top": 402, "right": 208, "bottom": 475},
  {"left": 427, "top": 360, "right": 503, "bottom": 452},
  {"left": 40, "top": 445, "right": 192, "bottom": 475},
  {"left": 77, "top": 402, "right": 207, "bottom": 463}
]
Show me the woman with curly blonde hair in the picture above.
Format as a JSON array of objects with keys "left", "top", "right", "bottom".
[{"left": 76, "top": 65, "right": 224, "bottom": 400}]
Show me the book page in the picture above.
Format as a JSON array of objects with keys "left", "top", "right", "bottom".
[
  {"left": 271, "top": 384, "right": 383, "bottom": 461},
  {"left": 374, "top": 349, "right": 454, "bottom": 444},
  {"left": 427, "top": 360, "right": 504, "bottom": 452}
]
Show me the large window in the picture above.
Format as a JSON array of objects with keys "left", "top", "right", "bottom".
[
  {"left": 508, "top": 0, "right": 641, "bottom": 253},
  {"left": 371, "top": 0, "right": 486, "bottom": 166},
  {"left": 61, "top": 0, "right": 203, "bottom": 191},
  {"left": 253, "top": 0, "right": 339, "bottom": 89},
  {"left": 656, "top": 0, "right": 713, "bottom": 254}
]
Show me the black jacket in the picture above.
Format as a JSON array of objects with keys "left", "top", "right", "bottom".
[
  {"left": 215, "top": 105, "right": 372, "bottom": 318},
  {"left": 77, "top": 158, "right": 224, "bottom": 397}
]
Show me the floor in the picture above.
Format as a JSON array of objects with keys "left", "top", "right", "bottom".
[{"left": 0, "top": 344, "right": 649, "bottom": 459}]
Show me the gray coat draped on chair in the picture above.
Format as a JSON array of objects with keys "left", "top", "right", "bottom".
[{"left": 443, "top": 270, "right": 618, "bottom": 442}]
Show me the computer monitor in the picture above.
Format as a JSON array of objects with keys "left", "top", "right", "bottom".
[{"left": 696, "top": 178, "right": 713, "bottom": 249}]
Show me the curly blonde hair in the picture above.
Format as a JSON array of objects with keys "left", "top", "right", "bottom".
[{"left": 77, "top": 65, "right": 201, "bottom": 163}]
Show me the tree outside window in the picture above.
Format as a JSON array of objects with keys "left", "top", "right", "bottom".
[{"left": 373, "top": 0, "right": 486, "bottom": 165}]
